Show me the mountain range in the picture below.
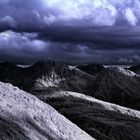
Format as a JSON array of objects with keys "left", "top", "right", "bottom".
[{"left": 0, "top": 61, "right": 140, "bottom": 140}]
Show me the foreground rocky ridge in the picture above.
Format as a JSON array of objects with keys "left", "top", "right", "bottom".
[{"left": 0, "top": 82, "right": 94, "bottom": 140}]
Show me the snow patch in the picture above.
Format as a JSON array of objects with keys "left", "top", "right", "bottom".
[
  {"left": 35, "top": 71, "right": 65, "bottom": 88},
  {"left": 108, "top": 67, "right": 138, "bottom": 77},
  {"left": 117, "top": 67, "right": 138, "bottom": 77}
]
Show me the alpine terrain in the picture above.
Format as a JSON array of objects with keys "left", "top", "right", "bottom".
[{"left": 0, "top": 61, "right": 140, "bottom": 140}]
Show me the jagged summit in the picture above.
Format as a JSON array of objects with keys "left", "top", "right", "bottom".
[
  {"left": 30, "top": 60, "right": 69, "bottom": 77},
  {"left": 31, "top": 60, "right": 66, "bottom": 69},
  {"left": 0, "top": 60, "right": 92, "bottom": 92},
  {"left": 0, "top": 60, "right": 69, "bottom": 82}
]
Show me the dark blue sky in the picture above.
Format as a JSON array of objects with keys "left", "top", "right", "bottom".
[{"left": 0, "top": 0, "right": 140, "bottom": 64}]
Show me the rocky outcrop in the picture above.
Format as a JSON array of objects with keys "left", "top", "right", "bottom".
[{"left": 0, "top": 82, "right": 94, "bottom": 140}]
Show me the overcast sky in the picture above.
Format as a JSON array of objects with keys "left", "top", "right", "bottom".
[{"left": 0, "top": 0, "right": 140, "bottom": 65}]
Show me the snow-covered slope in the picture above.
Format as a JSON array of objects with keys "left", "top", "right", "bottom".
[
  {"left": 43, "top": 91, "right": 140, "bottom": 140},
  {"left": 47, "top": 91, "right": 140, "bottom": 119},
  {"left": 0, "top": 82, "right": 94, "bottom": 140},
  {"left": 114, "top": 67, "right": 138, "bottom": 77}
]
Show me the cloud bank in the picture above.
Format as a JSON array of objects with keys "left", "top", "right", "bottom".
[
  {"left": 0, "top": 0, "right": 140, "bottom": 29},
  {"left": 0, "top": 28, "right": 140, "bottom": 65},
  {"left": 0, "top": 0, "right": 140, "bottom": 64}
]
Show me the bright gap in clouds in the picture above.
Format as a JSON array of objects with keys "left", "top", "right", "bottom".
[
  {"left": 0, "top": 0, "right": 139, "bottom": 27},
  {"left": 42, "top": 0, "right": 117, "bottom": 25},
  {"left": 41, "top": 0, "right": 140, "bottom": 26}
]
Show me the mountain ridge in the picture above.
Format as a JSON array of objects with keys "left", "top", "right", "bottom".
[
  {"left": 0, "top": 61, "right": 140, "bottom": 140},
  {"left": 0, "top": 61, "right": 140, "bottom": 110},
  {"left": 0, "top": 81, "right": 94, "bottom": 140}
]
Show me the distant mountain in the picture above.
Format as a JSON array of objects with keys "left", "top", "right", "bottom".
[
  {"left": 0, "top": 61, "right": 140, "bottom": 111},
  {"left": 0, "top": 61, "right": 94, "bottom": 91},
  {"left": 82, "top": 67, "right": 140, "bottom": 110},
  {"left": 129, "top": 65, "right": 140, "bottom": 74},
  {"left": 0, "top": 82, "right": 94, "bottom": 140},
  {"left": 0, "top": 61, "right": 140, "bottom": 140},
  {"left": 77, "top": 65, "right": 140, "bottom": 109}
]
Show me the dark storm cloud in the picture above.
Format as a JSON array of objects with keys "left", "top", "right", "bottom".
[
  {"left": 0, "top": 29, "right": 140, "bottom": 65},
  {"left": 0, "top": 0, "right": 140, "bottom": 64},
  {"left": 0, "top": 31, "right": 93, "bottom": 64},
  {"left": 38, "top": 26, "right": 140, "bottom": 50}
]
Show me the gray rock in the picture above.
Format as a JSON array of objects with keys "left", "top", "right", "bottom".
[{"left": 0, "top": 82, "right": 94, "bottom": 140}]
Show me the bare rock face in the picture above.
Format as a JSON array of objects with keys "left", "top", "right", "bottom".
[
  {"left": 0, "top": 82, "right": 94, "bottom": 140},
  {"left": 0, "top": 61, "right": 94, "bottom": 91}
]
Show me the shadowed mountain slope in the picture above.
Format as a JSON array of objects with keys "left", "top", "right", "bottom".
[
  {"left": 0, "top": 61, "right": 140, "bottom": 110},
  {"left": 77, "top": 65, "right": 140, "bottom": 110},
  {"left": 129, "top": 65, "right": 140, "bottom": 74},
  {"left": 77, "top": 64, "right": 105, "bottom": 76},
  {"left": 0, "top": 61, "right": 140, "bottom": 140}
]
